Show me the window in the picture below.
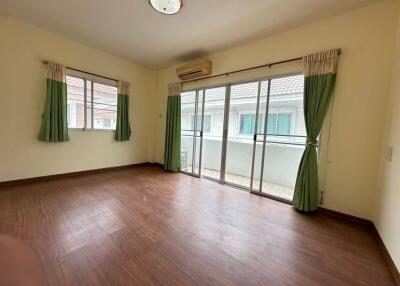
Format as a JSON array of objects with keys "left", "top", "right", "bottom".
[
  {"left": 239, "top": 113, "right": 292, "bottom": 136},
  {"left": 239, "top": 114, "right": 264, "bottom": 135},
  {"left": 267, "top": 113, "right": 291, "bottom": 135},
  {"left": 191, "top": 114, "right": 211, "bottom": 133},
  {"left": 66, "top": 75, "right": 117, "bottom": 130}
]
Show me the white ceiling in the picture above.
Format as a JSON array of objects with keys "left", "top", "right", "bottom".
[{"left": 0, "top": 0, "right": 381, "bottom": 68}]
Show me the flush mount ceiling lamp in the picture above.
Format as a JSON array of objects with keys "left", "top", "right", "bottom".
[{"left": 149, "top": 0, "right": 182, "bottom": 15}]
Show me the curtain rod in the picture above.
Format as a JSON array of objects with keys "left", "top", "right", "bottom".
[
  {"left": 42, "top": 60, "right": 119, "bottom": 82},
  {"left": 182, "top": 48, "right": 342, "bottom": 84}
]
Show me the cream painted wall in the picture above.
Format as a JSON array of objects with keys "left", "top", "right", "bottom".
[
  {"left": 151, "top": 0, "right": 399, "bottom": 220},
  {"left": 374, "top": 3, "right": 400, "bottom": 270},
  {"left": 0, "top": 0, "right": 399, "bottom": 269},
  {"left": 0, "top": 16, "right": 157, "bottom": 182}
]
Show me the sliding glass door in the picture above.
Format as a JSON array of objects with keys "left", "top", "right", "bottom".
[
  {"left": 180, "top": 74, "right": 306, "bottom": 202},
  {"left": 200, "top": 86, "right": 226, "bottom": 181},
  {"left": 251, "top": 75, "right": 306, "bottom": 201},
  {"left": 224, "top": 81, "right": 260, "bottom": 188}
]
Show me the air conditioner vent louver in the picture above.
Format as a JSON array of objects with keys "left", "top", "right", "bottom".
[{"left": 176, "top": 60, "right": 212, "bottom": 81}]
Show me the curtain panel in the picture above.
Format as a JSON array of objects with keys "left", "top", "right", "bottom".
[
  {"left": 293, "top": 49, "right": 339, "bottom": 212},
  {"left": 115, "top": 81, "right": 131, "bottom": 141},
  {"left": 164, "top": 83, "right": 181, "bottom": 172},
  {"left": 38, "top": 62, "right": 69, "bottom": 142}
]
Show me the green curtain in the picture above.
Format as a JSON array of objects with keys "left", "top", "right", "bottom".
[
  {"left": 115, "top": 81, "right": 131, "bottom": 141},
  {"left": 293, "top": 49, "right": 339, "bottom": 212},
  {"left": 38, "top": 62, "right": 69, "bottom": 142},
  {"left": 164, "top": 83, "right": 181, "bottom": 172}
]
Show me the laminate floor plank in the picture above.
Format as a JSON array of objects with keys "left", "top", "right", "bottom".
[{"left": 0, "top": 165, "right": 396, "bottom": 285}]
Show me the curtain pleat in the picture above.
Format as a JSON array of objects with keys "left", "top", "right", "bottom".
[
  {"left": 164, "top": 83, "right": 181, "bottom": 172},
  {"left": 115, "top": 81, "right": 131, "bottom": 141},
  {"left": 38, "top": 62, "right": 69, "bottom": 142},
  {"left": 293, "top": 49, "right": 338, "bottom": 212},
  {"left": 115, "top": 94, "right": 130, "bottom": 140}
]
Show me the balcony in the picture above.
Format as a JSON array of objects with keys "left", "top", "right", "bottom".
[{"left": 181, "top": 137, "right": 304, "bottom": 202}]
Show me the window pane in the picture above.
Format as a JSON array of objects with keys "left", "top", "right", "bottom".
[
  {"left": 93, "top": 82, "right": 117, "bottom": 130},
  {"left": 181, "top": 91, "right": 196, "bottom": 131},
  {"left": 239, "top": 114, "right": 265, "bottom": 135},
  {"left": 239, "top": 114, "right": 254, "bottom": 135},
  {"left": 267, "top": 114, "right": 277, "bottom": 134},
  {"left": 277, "top": 113, "right": 291, "bottom": 135},
  {"left": 66, "top": 76, "right": 85, "bottom": 129},
  {"left": 193, "top": 114, "right": 211, "bottom": 133},
  {"left": 193, "top": 91, "right": 204, "bottom": 133},
  {"left": 203, "top": 115, "right": 211, "bottom": 133},
  {"left": 268, "top": 74, "right": 306, "bottom": 144},
  {"left": 257, "top": 114, "right": 264, "bottom": 134}
]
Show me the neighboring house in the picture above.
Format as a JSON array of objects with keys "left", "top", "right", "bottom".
[{"left": 182, "top": 75, "right": 305, "bottom": 143}]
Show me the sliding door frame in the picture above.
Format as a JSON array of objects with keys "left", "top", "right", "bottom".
[
  {"left": 180, "top": 89, "right": 205, "bottom": 178},
  {"left": 180, "top": 72, "right": 303, "bottom": 202},
  {"left": 249, "top": 74, "right": 305, "bottom": 204},
  {"left": 220, "top": 84, "right": 231, "bottom": 183},
  {"left": 256, "top": 79, "right": 271, "bottom": 192},
  {"left": 197, "top": 89, "right": 205, "bottom": 178},
  {"left": 250, "top": 79, "right": 267, "bottom": 191}
]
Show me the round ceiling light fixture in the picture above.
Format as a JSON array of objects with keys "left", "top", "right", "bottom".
[{"left": 149, "top": 0, "right": 182, "bottom": 15}]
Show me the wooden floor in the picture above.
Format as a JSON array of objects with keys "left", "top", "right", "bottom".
[{"left": 0, "top": 165, "right": 396, "bottom": 286}]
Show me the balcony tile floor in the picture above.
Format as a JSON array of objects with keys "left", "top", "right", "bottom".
[{"left": 200, "top": 168, "right": 294, "bottom": 201}]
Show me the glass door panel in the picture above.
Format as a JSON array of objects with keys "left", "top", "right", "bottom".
[
  {"left": 255, "top": 74, "right": 306, "bottom": 201},
  {"left": 251, "top": 80, "right": 269, "bottom": 191},
  {"left": 225, "top": 81, "right": 260, "bottom": 188},
  {"left": 193, "top": 90, "right": 204, "bottom": 175},
  {"left": 201, "top": 86, "right": 226, "bottom": 181},
  {"left": 180, "top": 90, "right": 202, "bottom": 176}
]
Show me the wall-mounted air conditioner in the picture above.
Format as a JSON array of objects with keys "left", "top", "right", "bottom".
[{"left": 176, "top": 60, "right": 212, "bottom": 81}]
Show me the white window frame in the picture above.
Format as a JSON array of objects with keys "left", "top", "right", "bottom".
[
  {"left": 267, "top": 108, "right": 296, "bottom": 133},
  {"left": 66, "top": 69, "right": 118, "bottom": 132},
  {"left": 237, "top": 110, "right": 263, "bottom": 139},
  {"left": 236, "top": 108, "right": 296, "bottom": 141}
]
